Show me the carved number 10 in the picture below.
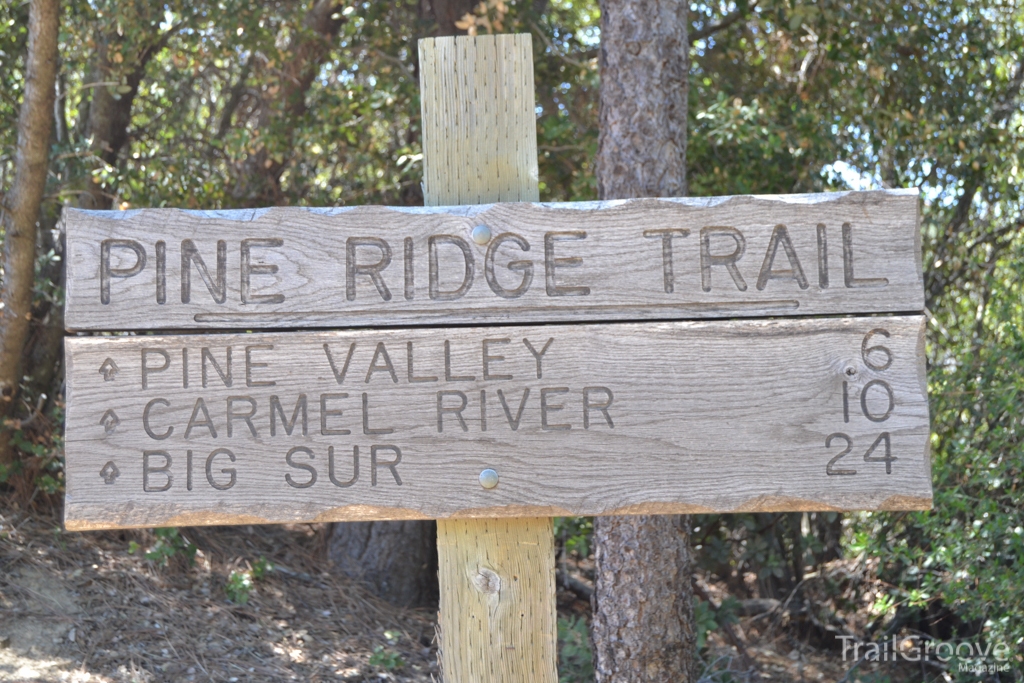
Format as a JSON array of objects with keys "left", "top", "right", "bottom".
[{"left": 827, "top": 329, "right": 896, "bottom": 476}]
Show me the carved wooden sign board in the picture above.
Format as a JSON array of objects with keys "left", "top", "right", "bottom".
[{"left": 62, "top": 190, "right": 933, "bottom": 531}]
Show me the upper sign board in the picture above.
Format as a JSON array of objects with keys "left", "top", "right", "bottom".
[{"left": 64, "top": 190, "right": 922, "bottom": 330}]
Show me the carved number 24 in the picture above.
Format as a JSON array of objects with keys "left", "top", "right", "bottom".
[{"left": 825, "top": 432, "right": 896, "bottom": 476}]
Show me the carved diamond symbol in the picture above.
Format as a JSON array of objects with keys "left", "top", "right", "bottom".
[
  {"left": 98, "top": 358, "right": 119, "bottom": 381},
  {"left": 99, "top": 461, "right": 120, "bottom": 484},
  {"left": 99, "top": 409, "right": 120, "bottom": 435}
]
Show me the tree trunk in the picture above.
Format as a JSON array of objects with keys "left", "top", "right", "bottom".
[
  {"left": 0, "top": 0, "right": 59, "bottom": 472},
  {"left": 24, "top": 197, "right": 65, "bottom": 414},
  {"left": 79, "top": 22, "right": 177, "bottom": 210},
  {"left": 812, "top": 512, "right": 843, "bottom": 567},
  {"left": 591, "top": 0, "right": 696, "bottom": 680},
  {"left": 595, "top": 0, "right": 687, "bottom": 199},
  {"left": 592, "top": 516, "right": 697, "bottom": 680},
  {"left": 329, "top": 520, "right": 439, "bottom": 607},
  {"left": 422, "top": 0, "right": 477, "bottom": 36},
  {"left": 229, "top": 0, "right": 345, "bottom": 206}
]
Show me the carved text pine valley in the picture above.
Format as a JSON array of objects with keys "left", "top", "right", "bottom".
[{"left": 64, "top": 190, "right": 922, "bottom": 330}]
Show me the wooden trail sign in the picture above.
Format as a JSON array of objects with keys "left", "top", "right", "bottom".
[
  {"left": 63, "top": 190, "right": 923, "bottom": 330},
  {"left": 63, "top": 316, "right": 930, "bottom": 531},
  {"left": 61, "top": 33, "right": 932, "bottom": 683}
]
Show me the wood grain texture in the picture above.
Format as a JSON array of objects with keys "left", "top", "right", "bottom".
[
  {"left": 62, "top": 190, "right": 924, "bottom": 331},
  {"left": 419, "top": 34, "right": 539, "bottom": 205},
  {"left": 63, "top": 315, "right": 932, "bottom": 530},
  {"left": 437, "top": 518, "right": 556, "bottom": 682}
]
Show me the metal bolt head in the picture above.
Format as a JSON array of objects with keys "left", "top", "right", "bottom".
[
  {"left": 471, "top": 224, "right": 491, "bottom": 245},
  {"left": 479, "top": 468, "right": 499, "bottom": 489}
]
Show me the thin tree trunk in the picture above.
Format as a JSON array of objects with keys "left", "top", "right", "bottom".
[
  {"left": 592, "top": 515, "right": 698, "bottom": 681},
  {"left": 422, "top": 0, "right": 476, "bottom": 36},
  {"left": 591, "top": 0, "right": 696, "bottom": 680},
  {"left": 0, "top": 0, "right": 59, "bottom": 471},
  {"left": 595, "top": 0, "right": 687, "bottom": 199},
  {"left": 812, "top": 512, "right": 843, "bottom": 566},
  {"left": 24, "top": 197, "right": 65, "bottom": 413},
  {"left": 229, "top": 0, "right": 345, "bottom": 206},
  {"left": 80, "top": 24, "right": 178, "bottom": 210}
]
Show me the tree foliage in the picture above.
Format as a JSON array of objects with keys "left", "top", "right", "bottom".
[
  {"left": 686, "top": 0, "right": 1024, "bottom": 666},
  {"left": 2, "top": 0, "right": 1023, "bottom": 673}
]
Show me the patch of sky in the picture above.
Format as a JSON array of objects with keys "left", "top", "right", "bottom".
[
  {"left": 822, "top": 160, "right": 878, "bottom": 191},
  {"left": 823, "top": 159, "right": 945, "bottom": 205}
]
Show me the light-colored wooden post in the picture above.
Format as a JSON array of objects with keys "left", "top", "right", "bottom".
[{"left": 419, "top": 34, "right": 557, "bottom": 682}]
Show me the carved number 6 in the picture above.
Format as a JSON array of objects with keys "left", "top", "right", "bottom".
[{"left": 861, "top": 328, "right": 893, "bottom": 371}]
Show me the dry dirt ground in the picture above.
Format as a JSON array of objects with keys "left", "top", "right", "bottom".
[
  {"left": 0, "top": 503, "right": 438, "bottom": 682},
  {"left": 1, "top": 498, "right": 943, "bottom": 683}
]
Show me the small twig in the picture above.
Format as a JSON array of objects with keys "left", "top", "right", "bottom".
[
  {"left": 539, "top": 144, "right": 588, "bottom": 153},
  {"left": 765, "top": 575, "right": 807, "bottom": 633},
  {"left": 556, "top": 569, "right": 593, "bottom": 600},
  {"left": 529, "top": 20, "right": 598, "bottom": 69},
  {"left": 269, "top": 563, "right": 318, "bottom": 583},
  {"left": 367, "top": 49, "right": 415, "bottom": 82},
  {"left": 691, "top": 0, "right": 760, "bottom": 44},
  {"left": 75, "top": 81, "right": 120, "bottom": 90},
  {"left": 19, "top": 394, "right": 47, "bottom": 428}
]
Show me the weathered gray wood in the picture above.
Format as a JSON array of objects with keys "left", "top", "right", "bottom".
[
  {"left": 63, "top": 315, "right": 931, "bottom": 530},
  {"left": 63, "top": 190, "right": 923, "bottom": 331}
]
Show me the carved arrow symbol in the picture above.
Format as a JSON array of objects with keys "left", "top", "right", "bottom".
[
  {"left": 98, "top": 358, "right": 119, "bottom": 381},
  {"left": 99, "top": 461, "right": 120, "bottom": 484},
  {"left": 99, "top": 409, "right": 120, "bottom": 435}
]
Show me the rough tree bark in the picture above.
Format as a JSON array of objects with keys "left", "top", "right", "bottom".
[
  {"left": 590, "top": 0, "right": 697, "bottom": 680},
  {"left": 592, "top": 516, "right": 697, "bottom": 681},
  {"left": 328, "top": 520, "right": 439, "bottom": 607},
  {"left": 594, "top": 0, "right": 687, "bottom": 199},
  {"left": 0, "top": 0, "right": 59, "bottom": 471}
]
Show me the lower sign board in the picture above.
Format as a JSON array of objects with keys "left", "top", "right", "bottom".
[{"left": 64, "top": 316, "right": 932, "bottom": 530}]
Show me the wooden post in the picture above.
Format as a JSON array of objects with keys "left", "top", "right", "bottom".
[{"left": 419, "top": 35, "right": 557, "bottom": 682}]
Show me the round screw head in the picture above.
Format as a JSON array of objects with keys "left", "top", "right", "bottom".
[
  {"left": 479, "top": 468, "right": 499, "bottom": 489},
  {"left": 471, "top": 224, "right": 491, "bottom": 245}
]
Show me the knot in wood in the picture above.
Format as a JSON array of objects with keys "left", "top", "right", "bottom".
[{"left": 472, "top": 567, "right": 501, "bottom": 595}]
